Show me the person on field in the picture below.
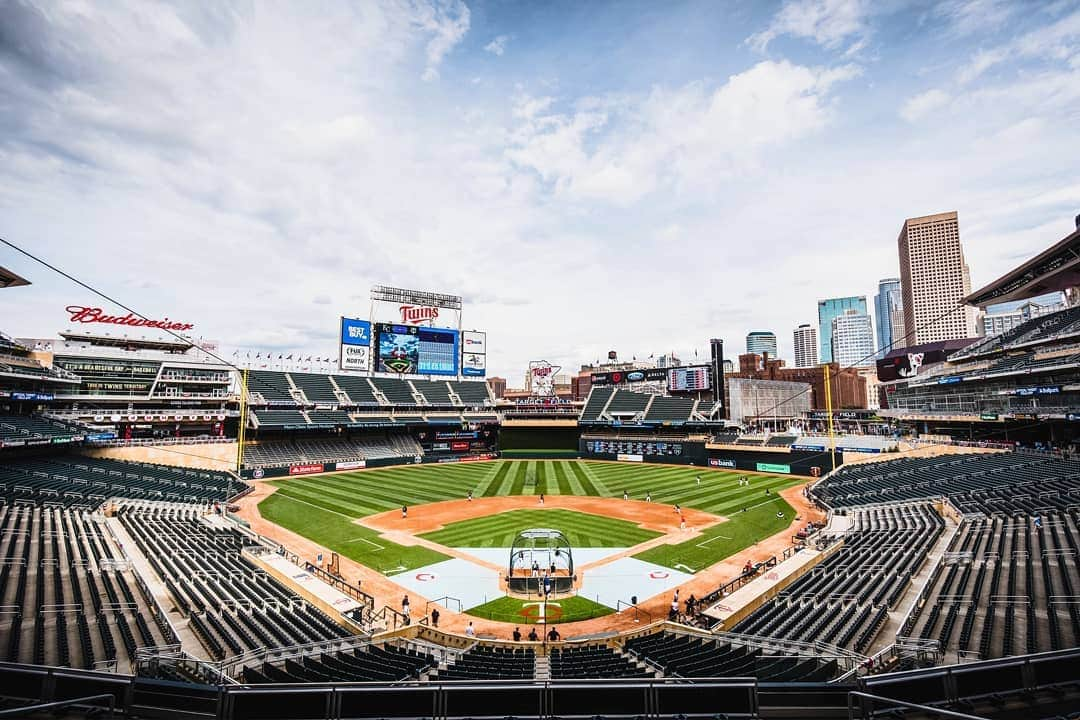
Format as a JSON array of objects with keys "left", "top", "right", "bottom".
[
  {"left": 467, "top": 490, "right": 473, "bottom": 502},
  {"left": 513, "top": 627, "right": 522, "bottom": 642},
  {"left": 645, "top": 492, "right": 652, "bottom": 502},
  {"left": 623, "top": 490, "right": 629, "bottom": 501},
  {"left": 465, "top": 621, "right": 475, "bottom": 637},
  {"left": 528, "top": 627, "right": 539, "bottom": 641},
  {"left": 680, "top": 515, "right": 686, "bottom": 531},
  {"left": 538, "top": 493, "right": 544, "bottom": 505},
  {"left": 402, "top": 505, "right": 408, "bottom": 519},
  {"left": 696, "top": 475, "right": 701, "bottom": 485},
  {"left": 547, "top": 626, "right": 560, "bottom": 641},
  {"left": 430, "top": 608, "right": 440, "bottom": 628},
  {"left": 673, "top": 503, "right": 680, "bottom": 514}
]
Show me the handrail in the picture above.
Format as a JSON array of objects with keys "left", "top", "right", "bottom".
[
  {"left": 0, "top": 693, "right": 115, "bottom": 718},
  {"left": 847, "top": 690, "right": 989, "bottom": 720}
]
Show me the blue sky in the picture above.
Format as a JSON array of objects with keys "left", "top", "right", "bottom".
[{"left": 1, "top": 0, "right": 1079, "bottom": 380}]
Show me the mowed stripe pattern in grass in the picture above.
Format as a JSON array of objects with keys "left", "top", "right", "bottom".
[
  {"left": 419, "top": 508, "right": 661, "bottom": 548},
  {"left": 262, "top": 460, "right": 807, "bottom": 573}
]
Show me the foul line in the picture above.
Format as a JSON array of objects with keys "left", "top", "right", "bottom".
[{"left": 273, "top": 492, "right": 388, "bottom": 550}]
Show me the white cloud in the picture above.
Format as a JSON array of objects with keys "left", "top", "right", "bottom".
[
  {"left": 900, "top": 88, "right": 951, "bottom": 122},
  {"left": 749, "top": 0, "right": 870, "bottom": 52},
  {"left": 412, "top": 0, "right": 471, "bottom": 81},
  {"left": 484, "top": 35, "right": 509, "bottom": 56},
  {"left": 933, "top": 0, "right": 1018, "bottom": 36},
  {"left": 507, "top": 61, "right": 861, "bottom": 205},
  {"left": 1, "top": 3, "right": 1079, "bottom": 377}
]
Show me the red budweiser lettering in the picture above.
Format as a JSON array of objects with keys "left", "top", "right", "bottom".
[
  {"left": 66, "top": 306, "right": 195, "bottom": 332},
  {"left": 399, "top": 305, "right": 439, "bottom": 325}
]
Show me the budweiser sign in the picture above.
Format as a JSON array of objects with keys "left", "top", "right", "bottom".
[
  {"left": 66, "top": 306, "right": 195, "bottom": 332},
  {"left": 399, "top": 305, "right": 440, "bottom": 325}
]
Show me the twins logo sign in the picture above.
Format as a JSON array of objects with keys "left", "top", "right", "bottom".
[{"left": 529, "top": 360, "right": 561, "bottom": 397}]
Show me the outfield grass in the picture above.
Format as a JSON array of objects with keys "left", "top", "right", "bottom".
[
  {"left": 258, "top": 493, "right": 448, "bottom": 573},
  {"left": 261, "top": 460, "right": 807, "bottom": 574},
  {"left": 635, "top": 495, "right": 795, "bottom": 573},
  {"left": 465, "top": 594, "right": 613, "bottom": 624},
  {"left": 419, "top": 508, "right": 661, "bottom": 548}
]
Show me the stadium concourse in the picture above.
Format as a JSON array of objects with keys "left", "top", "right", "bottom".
[{"left": 233, "top": 471, "right": 824, "bottom": 637}]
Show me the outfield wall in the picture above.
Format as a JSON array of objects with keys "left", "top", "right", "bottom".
[{"left": 578, "top": 440, "right": 832, "bottom": 477}]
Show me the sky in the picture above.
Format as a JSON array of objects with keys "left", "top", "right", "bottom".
[{"left": 1, "top": 0, "right": 1079, "bottom": 383}]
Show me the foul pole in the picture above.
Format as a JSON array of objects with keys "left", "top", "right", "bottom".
[
  {"left": 235, "top": 367, "right": 249, "bottom": 474},
  {"left": 824, "top": 365, "right": 836, "bottom": 473}
]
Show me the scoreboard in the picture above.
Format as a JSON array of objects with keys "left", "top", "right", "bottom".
[
  {"left": 667, "top": 365, "right": 711, "bottom": 392},
  {"left": 374, "top": 323, "right": 459, "bottom": 376}
]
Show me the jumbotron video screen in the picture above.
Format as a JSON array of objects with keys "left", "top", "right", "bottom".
[{"left": 374, "top": 323, "right": 459, "bottom": 375}]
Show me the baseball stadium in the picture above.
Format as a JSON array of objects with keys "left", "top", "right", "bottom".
[{"left": 0, "top": 218, "right": 1079, "bottom": 720}]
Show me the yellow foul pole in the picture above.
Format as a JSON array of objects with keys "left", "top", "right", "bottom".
[
  {"left": 235, "top": 367, "right": 249, "bottom": 474},
  {"left": 824, "top": 364, "right": 836, "bottom": 473}
]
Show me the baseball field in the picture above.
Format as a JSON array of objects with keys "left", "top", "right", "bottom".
[{"left": 257, "top": 460, "right": 800, "bottom": 574}]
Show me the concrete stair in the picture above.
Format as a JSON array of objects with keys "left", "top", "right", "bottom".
[{"left": 533, "top": 655, "right": 550, "bottom": 681}]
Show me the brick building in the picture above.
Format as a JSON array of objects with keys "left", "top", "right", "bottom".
[{"left": 732, "top": 352, "right": 867, "bottom": 409}]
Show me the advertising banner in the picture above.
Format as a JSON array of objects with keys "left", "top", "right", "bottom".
[
  {"left": 451, "top": 441, "right": 470, "bottom": 451},
  {"left": 616, "top": 453, "right": 644, "bottom": 463},
  {"left": 289, "top": 463, "right": 325, "bottom": 476},
  {"left": 756, "top": 462, "right": 791, "bottom": 474},
  {"left": 462, "top": 331, "right": 486, "bottom": 355},
  {"left": 462, "top": 352, "right": 486, "bottom": 377},
  {"left": 339, "top": 317, "right": 371, "bottom": 372},
  {"left": 709, "top": 458, "right": 737, "bottom": 468},
  {"left": 336, "top": 460, "right": 367, "bottom": 470}
]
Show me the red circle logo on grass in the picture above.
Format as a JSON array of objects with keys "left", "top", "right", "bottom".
[
  {"left": 416, "top": 573, "right": 436, "bottom": 582},
  {"left": 649, "top": 571, "right": 670, "bottom": 579},
  {"left": 520, "top": 603, "right": 563, "bottom": 622}
]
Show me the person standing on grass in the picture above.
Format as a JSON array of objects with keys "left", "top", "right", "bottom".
[
  {"left": 467, "top": 490, "right": 473, "bottom": 502},
  {"left": 623, "top": 490, "right": 629, "bottom": 501},
  {"left": 646, "top": 491, "right": 652, "bottom": 502},
  {"left": 696, "top": 475, "right": 701, "bottom": 485}
]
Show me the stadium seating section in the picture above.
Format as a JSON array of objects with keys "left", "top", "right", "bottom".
[
  {"left": 243, "top": 434, "right": 422, "bottom": 468},
  {"left": 244, "top": 371, "right": 491, "bottom": 409},
  {"left": 118, "top": 505, "right": 350, "bottom": 660},
  {"left": 0, "top": 505, "right": 171, "bottom": 670},
  {"left": 950, "top": 304, "right": 1080, "bottom": 361},
  {"left": 581, "top": 387, "right": 698, "bottom": 424},
  {"left": 549, "top": 644, "right": 652, "bottom": 678},
  {"left": 734, "top": 504, "right": 944, "bottom": 653},
  {"left": 626, "top": 632, "right": 838, "bottom": 680},
  {"left": 0, "top": 415, "right": 85, "bottom": 443},
  {"left": 813, "top": 452, "right": 1080, "bottom": 513},
  {"left": 0, "top": 456, "right": 238, "bottom": 507},
  {"left": 242, "top": 643, "right": 434, "bottom": 683},
  {"left": 432, "top": 645, "right": 535, "bottom": 680},
  {"left": 906, "top": 511, "right": 1080, "bottom": 660}
]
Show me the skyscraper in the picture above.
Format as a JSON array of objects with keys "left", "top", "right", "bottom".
[
  {"left": 792, "top": 324, "right": 818, "bottom": 368},
  {"left": 831, "top": 309, "right": 875, "bottom": 367},
  {"left": 874, "top": 278, "right": 904, "bottom": 356},
  {"left": 817, "top": 296, "right": 867, "bottom": 363},
  {"left": 898, "top": 211, "right": 977, "bottom": 345},
  {"left": 746, "top": 331, "right": 778, "bottom": 358}
]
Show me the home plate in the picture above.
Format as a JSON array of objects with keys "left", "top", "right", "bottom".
[
  {"left": 576, "top": 558, "right": 695, "bottom": 609},
  {"left": 389, "top": 558, "right": 501, "bottom": 611}
]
